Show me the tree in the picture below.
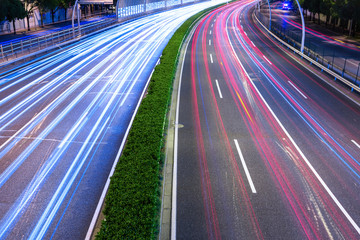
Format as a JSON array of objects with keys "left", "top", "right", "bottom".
[
  {"left": 0, "top": 0, "right": 9, "bottom": 22},
  {"left": 343, "top": 0, "right": 360, "bottom": 36},
  {"left": 310, "top": 0, "right": 322, "bottom": 23},
  {"left": 320, "top": 0, "right": 333, "bottom": 25},
  {"left": 58, "top": 0, "right": 75, "bottom": 21},
  {"left": 48, "top": 0, "right": 60, "bottom": 23},
  {"left": 300, "top": 0, "right": 310, "bottom": 20},
  {"left": 4, "top": 0, "right": 26, "bottom": 34},
  {"left": 24, "top": 0, "right": 35, "bottom": 31},
  {"left": 35, "top": 0, "right": 58, "bottom": 26}
]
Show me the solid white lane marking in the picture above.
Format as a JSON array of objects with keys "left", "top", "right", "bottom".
[
  {"left": 234, "top": 139, "right": 256, "bottom": 193},
  {"left": 210, "top": 53, "right": 214, "bottom": 63},
  {"left": 352, "top": 140, "right": 360, "bottom": 149},
  {"left": 263, "top": 55, "right": 272, "bottom": 65},
  {"left": 288, "top": 81, "right": 307, "bottom": 99},
  {"left": 215, "top": 80, "right": 223, "bottom": 99},
  {"left": 251, "top": 41, "right": 256, "bottom": 47},
  {"left": 209, "top": 39, "right": 211, "bottom": 46},
  {"left": 171, "top": 18, "right": 200, "bottom": 240},
  {"left": 227, "top": 22, "right": 360, "bottom": 235}
]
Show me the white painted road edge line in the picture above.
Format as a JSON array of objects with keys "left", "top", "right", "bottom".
[
  {"left": 171, "top": 20, "right": 198, "bottom": 240},
  {"left": 254, "top": 77, "right": 360, "bottom": 235},
  {"left": 234, "top": 139, "right": 257, "bottom": 193},
  {"left": 227, "top": 20, "right": 360, "bottom": 235},
  {"left": 351, "top": 140, "right": 360, "bottom": 149},
  {"left": 215, "top": 79, "right": 223, "bottom": 98},
  {"left": 85, "top": 66, "right": 157, "bottom": 240},
  {"left": 210, "top": 53, "right": 214, "bottom": 63},
  {"left": 288, "top": 81, "right": 308, "bottom": 99}
]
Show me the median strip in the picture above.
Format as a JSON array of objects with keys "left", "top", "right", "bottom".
[{"left": 94, "top": 3, "right": 226, "bottom": 239}]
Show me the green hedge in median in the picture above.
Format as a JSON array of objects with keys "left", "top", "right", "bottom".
[{"left": 96, "top": 4, "right": 224, "bottom": 240}]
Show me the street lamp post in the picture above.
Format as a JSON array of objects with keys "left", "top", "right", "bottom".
[
  {"left": 72, "top": 0, "right": 81, "bottom": 37},
  {"left": 294, "top": 0, "right": 305, "bottom": 53},
  {"left": 266, "top": 0, "right": 271, "bottom": 30}
]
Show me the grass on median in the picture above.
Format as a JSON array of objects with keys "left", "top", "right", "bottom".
[{"left": 95, "top": 3, "right": 225, "bottom": 239}]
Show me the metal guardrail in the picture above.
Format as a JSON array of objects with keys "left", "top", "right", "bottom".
[
  {"left": 255, "top": 10, "right": 360, "bottom": 94},
  {"left": 0, "top": 18, "right": 117, "bottom": 63}
]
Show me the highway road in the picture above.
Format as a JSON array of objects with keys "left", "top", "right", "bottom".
[
  {"left": 0, "top": 1, "right": 225, "bottom": 239},
  {"left": 176, "top": 0, "right": 360, "bottom": 239}
]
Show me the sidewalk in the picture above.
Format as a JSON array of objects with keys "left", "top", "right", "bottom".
[
  {"left": 0, "top": 14, "right": 114, "bottom": 45},
  {"left": 258, "top": 2, "right": 360, "bottom": 84},
  {"left": 270, "top": 1, "right": 360, "bottom": 48}
]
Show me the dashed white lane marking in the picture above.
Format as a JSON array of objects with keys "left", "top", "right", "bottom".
[
  {"left": 352, "top": 140, "right": 360, "bottom": 149},
  {"left": 288, "top": 81, "right": 308, "bottom": 99},
  {"left": 215, "top": 79, "right": 223, "bottom": 99},
  {"left": 263, "top": 55, "right": 272, "bottom": 65},
  {"left": 234, "top": 139, "right": 256, "bottom": 193}
]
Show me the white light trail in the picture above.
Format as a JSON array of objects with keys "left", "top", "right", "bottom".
[{"left": 0, "top": 1, "right": 230, "bottom": 238}]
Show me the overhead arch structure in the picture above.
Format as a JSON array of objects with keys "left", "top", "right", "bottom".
[
  {"left": 72, "top": 0, "right": 113, "bottom": 36},
  {"left": 115, "top": 0, "right": 200, "bottom": 22}
]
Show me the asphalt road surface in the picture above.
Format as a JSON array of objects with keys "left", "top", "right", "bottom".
[
  {"left": 176, "top": 0, "right": 360, "bottom": 239},
  {"left": 0, "top": 1, "right": 226, "bottom": 239}
]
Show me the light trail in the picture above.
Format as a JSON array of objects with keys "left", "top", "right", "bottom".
[
  {"left": 0, "top": 1, "right": 228, "bottom": 238},
  {"left": 232, "top": 4, "right": 360, "bottom": 181},
  {"left": 226, "top": 2, "right": 360, "bottom": 237},
  {"left": 183, "top": 4, "right": 264, "bottom": 238},
  {"left": 177, "top": 0, "right": 360, "bottom": 238}
]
